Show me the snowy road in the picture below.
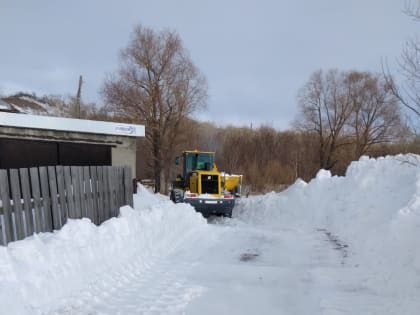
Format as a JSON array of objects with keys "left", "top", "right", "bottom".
[{"left": 46, "top": 217, "right": 405, "bottom": 315}]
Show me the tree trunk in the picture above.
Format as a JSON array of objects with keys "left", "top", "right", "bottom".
[{"left": 152, "top": 129, "right": 161, "bottom": 193}]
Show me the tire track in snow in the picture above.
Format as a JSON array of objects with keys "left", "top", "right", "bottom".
[
  {"left": 309, "top": 227, "right": 399, "bottom": 315},
  {"left": 91, "top": 260, "right": 205, "bottom": 315},
  {"left": 42, "top": 225, "right": 218, "bottom": 315}
]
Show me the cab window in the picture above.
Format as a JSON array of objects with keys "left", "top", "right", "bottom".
[{"left": 185, "top": 153, "right": 213, "bottom": 171}]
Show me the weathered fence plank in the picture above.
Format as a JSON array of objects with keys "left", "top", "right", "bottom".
[
  {"left": 83, "top": 166, "right": 94, "bottom": 222},
  {"left": 124, "top": 166, "right": 133, "bottom": 207},
  {"left": 19, "top": 168, "right": 34, "bottom": 236},
  {"left": 103, "top": 166, "right": 111, "bottom": 221},
  {"left": 108, "top": 166, "right": 117, "bottom": 217},
  {"left": 56, "top": 166, "right": 67, "bottom": 226},
  {"left": 113, "top": 167, "right": 119, "bottom": 216},
  {"left": 114, "top": 167, "right": 120, "bottom": 216},
  {"left": 78, "top": 167, "right": 87, "bottom": 218},
  {"left": 10, "top": 169, "right": 25, "bottom": 240},
  {"left": 64, "top": 166, "right": 76, "bottom": 219},
  {"left": 30, "top": 167, "right": 43, "bottom": 233},
  {"left": 90, "top": 166, "right": 99, "bottom": 225},
  {"left": 71, "top": 166, "right": 82, "bottom": 218},
  {"left": 117, "top": 167, "right": 126, "bottom": 206},
  {"left": 0, "top": 170, "right": 14, "bottom": 244},
  {"left": 97, "top": 166, "right": 105, "bottom": 224},
  {"left": 48, "top": 166, "right": 60, "bottom": 230},
  {"left": 39, "top": 167, "right": 52, "bottom": 232},
  {"left": 114, "top": 167, "right": 124, "bottom": 215}
]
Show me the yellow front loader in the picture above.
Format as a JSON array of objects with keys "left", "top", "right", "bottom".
[{"left": 170, "top": 150, "right": 242, "bottom": 218}]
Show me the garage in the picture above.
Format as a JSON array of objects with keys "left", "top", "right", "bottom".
[{"left": 0, "top": 112, "right": 144, "bottom": 174}]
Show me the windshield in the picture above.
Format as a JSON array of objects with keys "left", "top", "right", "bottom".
[{"left": 185, "top": 153, "right": 213, "bottom": 172}]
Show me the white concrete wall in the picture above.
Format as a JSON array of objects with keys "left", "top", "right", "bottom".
[{"left": 111, "top": 141, "right": 137, "bottom": 177}]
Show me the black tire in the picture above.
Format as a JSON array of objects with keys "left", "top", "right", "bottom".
[
  {"left": 223, "top": 211, "right": 232, "bottom": 218},
  {"left": 170, "top": 189, "right": 184, "bottom": 203}
]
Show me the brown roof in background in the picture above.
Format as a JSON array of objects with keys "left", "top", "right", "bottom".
[{"left": 0, "top": 94, "right": 49, "bottom": 114}]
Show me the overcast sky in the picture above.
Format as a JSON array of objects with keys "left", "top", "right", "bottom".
[{"left": 0, "top": 0, "right": 418, "bottom": 130}]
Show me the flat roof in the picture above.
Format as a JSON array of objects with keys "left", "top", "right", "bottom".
[{"left": 0, "top": 112, "right": 145, "bottom": 137}]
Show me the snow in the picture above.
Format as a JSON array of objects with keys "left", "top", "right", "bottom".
[
  {"left": 9, "top": 96, "right": 52, "bottom": 115},
  {"left": 1, "top": 155, "right": 420, "bottom": 314},
  {"left": 235, "top": 154, "right": 420, "bottom": 312},
  {"left": 236, "top": 154, "right": 420, "bottom": 279},
  {"left": 19, "top": 96, "right": 51, "bottom": 110}
]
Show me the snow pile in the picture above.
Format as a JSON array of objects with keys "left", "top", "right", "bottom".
[
  {"left": 0, "top": 185, "right": 206, "bottom": 314},
  {"left": 236, "top": 154, "right": 420, "bottom": 294}
]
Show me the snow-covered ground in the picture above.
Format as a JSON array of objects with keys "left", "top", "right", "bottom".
[{"left": 1, "top": 154, "right": 420, "bottom": 314}]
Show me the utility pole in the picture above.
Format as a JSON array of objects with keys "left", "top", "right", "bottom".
[{"left": 75, "top": 75, "right": 83, "bottom": 118}]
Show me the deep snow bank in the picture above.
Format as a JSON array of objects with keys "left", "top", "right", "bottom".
[
  {"left": 235, "top": 154, "right": 420, "bottom": 293},
  {"left": 0, "top": 185, "right": 206, "bottom": 314}
]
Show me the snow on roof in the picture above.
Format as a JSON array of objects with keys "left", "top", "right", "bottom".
[
  {"left": 0, "top": 112, "right": 145, "bottom": 137},
  {"left": 0, "top": 99, "right": 11, "bottom": 110},
  {"left": 1, "top": 95, "right": 51, "bottom": 115},
  {"left": 13, "top": 96, "right": 58, "bottom": 115},
  {"left": 19, "top": 96, "right": 50, "bottom": 109}
]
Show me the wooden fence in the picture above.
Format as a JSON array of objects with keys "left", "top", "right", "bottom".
[{"left": 0, "top": 165, "right": 133, "bottom": 246}]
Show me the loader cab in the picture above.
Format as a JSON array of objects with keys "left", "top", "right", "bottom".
[{"left": 184, "top": 151, "right": 214, "bottom": 173}]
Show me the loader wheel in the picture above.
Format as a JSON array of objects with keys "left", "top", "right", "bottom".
[
  {"left": 223, "top": 211, "right": 232, "bottom": 218},
  {"left": 170, "top": 189, "right": 184, "bottom": 203}
]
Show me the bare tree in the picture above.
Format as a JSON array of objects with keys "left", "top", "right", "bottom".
[
  {"left": 384, "top": 1, "right": 420, "bottom": 117},
  {"left": 296, "top": 70, "right": 353, "bottom": 170},
  {"left": 219, "top": 127, "right": 252, "bottom": 174},
  {"left": 384, "top": 38, "right": 420, "bottom": 117},
  {"left": 404, "top": 0, "right": 420, "bottom": 20},
  {"left": 296, "top": 69, "right": 402, "bottom": 170},
  {"left": 345, "top": 71, "right": 401, "bottom": 158},
  {"left": 102, "top": 25, "right": 207, "bottom": 193}
]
